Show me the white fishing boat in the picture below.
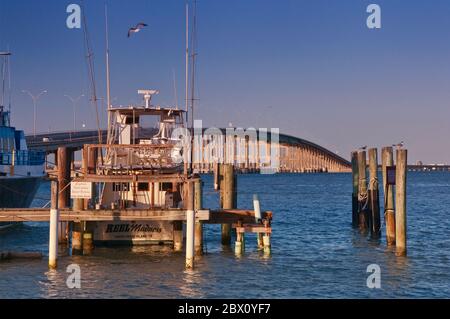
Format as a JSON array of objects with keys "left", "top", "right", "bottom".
[{"left": 88, "top": 90, "right": 187, "bottom": 244}]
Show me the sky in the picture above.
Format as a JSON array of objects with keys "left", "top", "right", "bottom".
[{"left": 1, "top": 0, "right": 450, "bottom": 163}]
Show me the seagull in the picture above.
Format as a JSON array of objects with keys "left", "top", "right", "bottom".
[
  {"left": 359, "top": 145, "right": 367, "bottom": 150},
  {"left": 393, "top": 141, "right": 404, "bottom": 149},
  {"left": 128, "top": 22, "right": 148, "bottom": 38}
]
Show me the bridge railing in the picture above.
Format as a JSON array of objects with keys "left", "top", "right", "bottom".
[{"left": 0, "top": 150, "right": 46, "bottom": 166}]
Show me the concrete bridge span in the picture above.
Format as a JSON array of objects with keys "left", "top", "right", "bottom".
[{"left": 26, "top": 129, "right": 350, "bottom": 173}]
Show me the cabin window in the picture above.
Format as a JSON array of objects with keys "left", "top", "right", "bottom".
[
  {"left": 160, "top": 182, "right": 173, "bottom": 191},
  {"left": 125, "top": 116, "right": 139, "bottom": 125},
  {"left": 112, "top": 183, "right": 129, "bottom": 192},
  {"left": 138, "top": 183, "right": 149, "bottom": 191}
]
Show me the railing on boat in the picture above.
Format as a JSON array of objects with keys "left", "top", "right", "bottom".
[
  {"left": 0, "top": 150, "right": 46, "bottom": 166},
  {"left": 82, "top": 144, "right": 185, "bottom": 175}
]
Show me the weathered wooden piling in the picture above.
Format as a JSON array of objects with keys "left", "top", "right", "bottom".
[
  {"left": 71, "top": 199, "right": 84, "bottom": 253},
  {"left": 381, "top": 147, "right": 396, "bottom": 246},
  {"left": 173, "top": 221, "right": 183, "bottom": 252},
  {"left": 57, "top": 147, "right": 71, "bottom": 243},
  {"left": 213, "top": 162, "right": 219, "bottom": 191},
  {"left": 57, "top": 147, "right": 71, "bottom": 208},
  {"left": 185, "top": 181, "right": 195, "bottom": 269},
  {"left": 49, "top": 181, "right": 59, "bottom": 269},
  {"left": 235, "top": 221, "right": 245, "bottom": 255},
  {"left": 82, "top": 232, "right": 94, "bottom": 255},
  {"left": 221, "top": 164, "right": 235, "bottom": 246},
  {"left": 357, "top": 151, "right": 369, "bottom": 231},
  {"left": 351, "top": 151, "right": 359, "bottom": 228},
  {"left": 368, "top": 148, "right": 381, "bottom": 238},
  {"left": 194, "top": 178, "right": 203, "bottom": 256},
  {"left": 395, "top": 149, "right": 407, "bottom": 256}
]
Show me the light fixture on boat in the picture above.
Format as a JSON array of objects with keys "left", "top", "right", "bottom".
[{"left": 138, "top": 89, "right": 159, "bottom": 108}]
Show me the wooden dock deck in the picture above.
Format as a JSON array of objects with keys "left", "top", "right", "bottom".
[{"left": 0, "top": 208, "right": 272, "bottom": 224}]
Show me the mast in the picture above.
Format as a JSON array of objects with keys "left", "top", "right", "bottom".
[
  {"left": 190, "top": 0, "right": 198, "bottom": 130},
  {"left": 105, "top": 2, "right": 112, "bottom": 143},
  {"left": 0, "top": 51, "right": 11, "bottom": 113},
  {"left": 81, "top": 1, "right": 102, "bottom": 145},
  {"left": 185, "top": 2, "right": 189, "bottom": 121}
]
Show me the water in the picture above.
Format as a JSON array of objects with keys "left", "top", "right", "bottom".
[{"left": 1, "top": 172, "right": 450, "bottom": 298}]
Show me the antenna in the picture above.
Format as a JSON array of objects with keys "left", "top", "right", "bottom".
[{"left": 138, "top": 89, "right": 159, "bottom": 108}]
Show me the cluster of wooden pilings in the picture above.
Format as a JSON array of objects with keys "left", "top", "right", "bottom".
[
  {"left": 351, "top": 147, "right": 407, "bottom": 256},
  {"left": 214, "top": 163, "right": 272, "bottom": 255}
]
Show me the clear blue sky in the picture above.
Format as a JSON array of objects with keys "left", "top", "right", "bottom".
[{"left": 1, "top": 0, "right": 450, "bottom": 163}]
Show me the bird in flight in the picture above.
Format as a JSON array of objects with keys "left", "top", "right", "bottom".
[{"left": 128, "top": 22, "right": 148, "bottom": 38}]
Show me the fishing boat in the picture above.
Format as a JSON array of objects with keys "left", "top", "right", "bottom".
[
  {"left": 87, "top": 90, "right": 187, "bottom": 244},
  {"left": 0, "top": 52, "right": 46, "bottom": 230}
]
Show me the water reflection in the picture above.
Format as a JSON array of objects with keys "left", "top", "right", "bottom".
[{"left": 179, "top": 269, "right": 206, "bottom": 298}]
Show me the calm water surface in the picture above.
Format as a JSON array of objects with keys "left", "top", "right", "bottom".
[{"left": 1, "top": 172, "right": 449, "bottom": 298}]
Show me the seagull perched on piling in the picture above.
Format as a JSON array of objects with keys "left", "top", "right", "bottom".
[
  {"left": 393, "top": 141, "right": 404, "bottom": 149},
  {"left": 359, "top": 145, "right": 367, "bottom": 150},
  {"left": 128, "top": 22, "right": 148, "bottom": 38}
]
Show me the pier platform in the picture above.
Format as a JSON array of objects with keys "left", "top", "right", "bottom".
[{"left": 0, "top": 208, "right": 272, "bottom": 224}]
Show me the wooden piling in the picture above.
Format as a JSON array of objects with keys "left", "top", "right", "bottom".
[
  {"left": 351, "top": 151, "right": 359, "bottom": 228},
  {"left": 382, "top": 147, "right": 396, "bottom": 246},
  {"left": 221, "top": 164, "right": 235, "bottom": 245},
  {"left": 173, "top": 221, "right": 183, "bottom": 252},
  {"left": 57, "top": 147, "right": 71, "bottom": 243},
  {"left": 49, "top": 181, "right": 59, "bottom": 269},
  {"left": 368, "top": 148, "right": 381, "bottom": 238},
  {"left": 57, "top": 147, "right": 71, "bottom": 208},
  {"left": 82, "top": 232, "right": 94, "bottom": 255},
  {"left": 357, "top": 151, "right": 369, "bottom": 231},
  {"left": 186, "top": 181, "right": 195, "bottom": 269},
  {"left": 194, "top": 178, "right": 203, "bottom": 256},
  {"left": 213, "top": 162, "right": 220, "bottom": 191},
  {"left": 71, "top": 199, "right": 84, "bottom": 253},
  {"left": 235, "top": 221, "right": 244, "bottom": 255},
  {"left": 395, "top": 149, "right": 407, "bottom": 256}
]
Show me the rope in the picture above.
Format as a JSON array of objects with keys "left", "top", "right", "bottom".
[{"left": 358, "top": 177, "right": 369, "bottom": 212}]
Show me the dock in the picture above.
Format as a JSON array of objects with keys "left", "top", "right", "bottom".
[{"left": 0, "top": 208, "right": 272, "bottom": 224}]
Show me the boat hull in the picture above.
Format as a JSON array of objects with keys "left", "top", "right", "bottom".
[
  {"left": 92, "top": 220, "right": 175, "bottom": 245},
  {"left": 0, "top": 176, "right": 42, "bottom": 230}
]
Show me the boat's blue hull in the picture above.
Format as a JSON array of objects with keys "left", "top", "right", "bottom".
[{"left": 0, "top": 176, "right": 42, "bottom": 230}]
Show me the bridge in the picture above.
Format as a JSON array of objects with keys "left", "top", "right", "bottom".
[{"left": 26, "top": 129, "right": 351, "bottom": 173}]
